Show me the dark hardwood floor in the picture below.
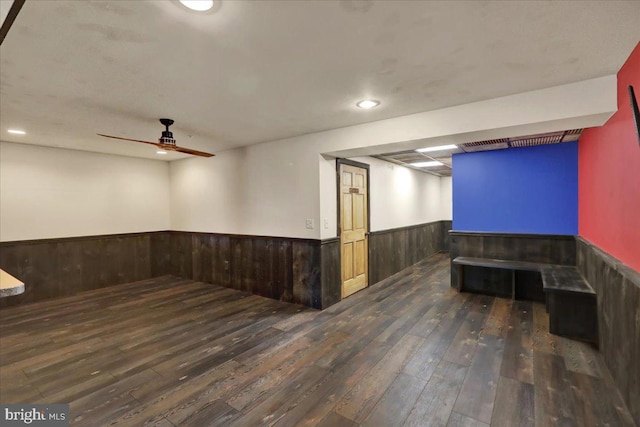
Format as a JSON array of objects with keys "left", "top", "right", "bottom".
[{"left": 0, "top": 253, "right": 635, "bottom": 426}]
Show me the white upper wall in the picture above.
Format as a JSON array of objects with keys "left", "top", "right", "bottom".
[
  {"left": 0, "top": 77, "right": 615, "bottom": 241},
  {"left": 170, "top": 137, "right": 321, "bottom": 238},
  {"left": 170, "top": 148, "right": 245, "bottom": 235},
  {"left": 440, "top": 177, "right": 452, "bottom": 221},
  {"left": 0, "top": 141, "right": 170, "bottom": 241},
  {"left": 170, "top": 76, "right": 616, "bottom": 240},
  {"left": 349, "top": 156, "right": 444, "bottom": 232},
  {"left": 319, "top": 156, "right": 448, "bottom": 239}
]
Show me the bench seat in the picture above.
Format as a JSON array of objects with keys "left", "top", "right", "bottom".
[
  {"left": 452, "top": 257, "right": 598, "bottom": 345},
  {"left": 452, "top": 256, "right": 547, "bottom": 272},
  {"left": 452, "top": 256, "right": 549, "bottom": 299}
]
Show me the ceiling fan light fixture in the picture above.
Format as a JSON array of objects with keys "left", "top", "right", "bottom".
[
  {"left": 356, "top": 99, "right": 380, "bottom": 109},
  {"left": 179, "top": 0, "right": 214, "bottom": 12}
]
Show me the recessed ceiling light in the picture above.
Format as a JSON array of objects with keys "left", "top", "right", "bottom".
[
  {"left": 179, "top": 0, "right": 214, "bottom": 11},
  {"left": 8, "top": 129, "right": 26, "bottom": 135},
  {"left": 411, "top": 161, "right": 443, "bottom": 168},
  {"left": 156, "top": 150, "right": 168, "bottom": 155},
  {"left": 416, "top": 144, "right": 457, "bottom": 153},
  {"left": 356, "top": 100, "right": 380, "bottom": 109}
]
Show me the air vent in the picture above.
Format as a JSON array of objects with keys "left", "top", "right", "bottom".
[
  {"left": 561, "top": 128, "right": 583, "bottom": 142},
  {"left": 511, "top": 134, "right": 563, "bottom": 147},
  {"left": 460, "top": 140, "right": 509, "bottom": 152},
  {"left": 463, "top": 138, "right": 509, "bottom": 147}
]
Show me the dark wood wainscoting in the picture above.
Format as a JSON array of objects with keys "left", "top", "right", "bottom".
[
  {"left": 163, "top": 232, "right": 322, "bottom": 309},
  {"left": 576, "top": 237, "right": 640, "bottom": 422},
  {"left": 0, "top": 233, "right": 156, "bottom": 307},
  {"left": 442, "top": 220, "right": 452, "bottom": 252},
  {"left": 369, "top": 221, "right": 446, "bottom": 285},
  {"left": 449, "top": 231, "right": 576, "bottom": 289},
  {"left": 320, "top": 237, "right": 341, "bottom": 309},
  {"left": 1, "top": 222, "right": 451, "bottom": 310}
]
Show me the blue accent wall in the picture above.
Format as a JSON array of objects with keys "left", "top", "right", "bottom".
[{"left": 452, "top": 142, "right": 578, "bottom": 235}]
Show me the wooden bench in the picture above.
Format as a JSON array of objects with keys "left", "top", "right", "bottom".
[
  {"left": 452, "top": 256, "right": 548, "bottom": 301},
  {"left": 540, "top": 265, "right": 597, "bottom": 345},
  {"left": 453, "top": 257, "right": 598, "bottom": 345}
]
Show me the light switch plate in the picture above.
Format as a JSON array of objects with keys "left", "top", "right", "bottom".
[{"left": 305, "top": 219, "right": 314, "bottom": 229}]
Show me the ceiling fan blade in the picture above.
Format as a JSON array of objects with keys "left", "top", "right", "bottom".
[
  {"left": 98, "top": 131, "right": 214, "bottom": 157},
  {"left": 97, "top": 133, "right": 161, "bottom": 147},
  {"left": 173, "top": 145, "right": 215, "bottom": 157}
]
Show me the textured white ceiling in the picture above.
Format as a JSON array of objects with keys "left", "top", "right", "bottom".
[{"left": 1, "top": 0, "right": 639, "bottom": 160}]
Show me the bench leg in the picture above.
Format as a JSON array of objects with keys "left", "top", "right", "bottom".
[{"left": 547, "top": 292, "right": 598, "bottom": 346}]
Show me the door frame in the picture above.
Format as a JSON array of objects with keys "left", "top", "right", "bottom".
[{"left": 336, "top": 158, "right": 371, "bottom": 297}]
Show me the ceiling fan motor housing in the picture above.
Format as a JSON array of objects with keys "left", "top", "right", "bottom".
[{"left": 159, "top": 118, "right": 176, "bottom": 146}]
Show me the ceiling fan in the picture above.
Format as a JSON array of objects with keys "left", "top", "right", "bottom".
[{"left": 97, "top": 118, "right": 215, "bottom": 157}]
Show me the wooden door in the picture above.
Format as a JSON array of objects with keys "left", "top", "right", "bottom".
[{"left": 339, "top": 163, "right": 368, "bottom": 298}]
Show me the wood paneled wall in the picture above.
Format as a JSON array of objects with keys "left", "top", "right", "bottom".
[
  {"left": 368, "top": 221, "right": 446, "bottom": 285},
  {"left": 1, "top": 221, "right": 450, "bottom": 309},
  {"left": 0, "top": 233, "right": 155, "bottom": 307},
  {"left": 164, "top": 232, "right": 322, "bottom": 309},
  {"left": 320, "top": 238, "right": 340, "bottom": 309},
  {"left": 449, "top": 231, "right": 576, "bottom": 289},
  {"left": 576, "top": 237, "right": 640, "bottom": 421},
  {"left": 442, "top": 220, "right": 452, "bottom": 252},
  {"left": 0, "top": 231, "right": 322, "bottom": 309}
]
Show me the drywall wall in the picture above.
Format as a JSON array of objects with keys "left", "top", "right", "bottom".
[
  {"left": 319, "top": 156, "right": 450, "bottom": 239},
  {"left": 579, "top": 42, "right": 640, "bottom": 271},
  {"left": 170, "top": 77, "right": 615, "bottom": 240},
  {"left": 0, "top": 141, "right": 170, "bottom": 241},
  {"left": 170, "top": 137, "right": 321, "bottom": 239},
  {"left": 169, "top": 148, "right": 246, "bottom": 235},
  {"left": 319, "top": 155, "right": 338, "bottom": 240},
  {"left": 349, "top": 156, "right": 445, "bottom": 232},
  {"left": 452, "top": 142, "right": 578, "bottom": 235},
  {"left": 440, "top": 177, "right": 452, "bottom": 220}
]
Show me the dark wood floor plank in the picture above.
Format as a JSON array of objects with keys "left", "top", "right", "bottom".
[
  {"left": 491, "top": 376, "right": 534, "bottom": 427},
  {"left": 69, "top": 368, "right": 161, "bottom": 427},
  {"left": 442, "top": 305, "right": 486, "bottom": 367},
  {"left": 227, "top": 364, "right": 329, "bottom": 427},
  {"left": 361, "top": 372, "right": 427, "bottom": 427},
  {"left": 150, "top": 336, "right": 317, "bottom": 425},
  {"left": 404, "top": 360, "right": 468, "bottom": 427},
  {"left": 567, "top": 370, "right": 636, "bottom": 427},
  {"left": 482, "top": 297, "right": 512, "bottom": 338},
  {"left": 176, "top": 399, "right": 241, "bottom": 427},
  {"left": 403, "top": 296, "right": 471, "bottom": 381},
  {"left": 452, "top": 333, "right": 505, "bottom": 424},
  {"left": 446, "top": 412, "right": 490, "bottom": 427},
  {"left": 316, "top": 411, "right": 358, "bottom": 427},
  {"left": 0, "top": 384, "right": 43, "bottom": 403},
  {"left": 0, "top": 254, "right": 634, "bottom": 427},
  {"left": 532, "top": 302, "right": 561, "bottom": 355},
  {"left": 533, "top": 351, "right": 581, "bottom": 427},
  {"left": 226, "top": 332, "right": 349, "bottom": 412},
  {"left": 110, "top": 360, "right": 242, "bottom": 426},
  {"left": 270, "top": 338, "right": 393, "bottom": 427},
  {"left": 500, "top": 300, "right": 534, "bottom": 384},
  {"left": 559, "top": 336, "right": 602, "bottom": 378},
  {"left": 335, "top": 334, "right": 424, "bottom": 423}
]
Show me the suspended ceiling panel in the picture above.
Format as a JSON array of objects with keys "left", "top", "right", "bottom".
[{"left": 374, "top": 129, "right": 584, "bottom": 177}]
